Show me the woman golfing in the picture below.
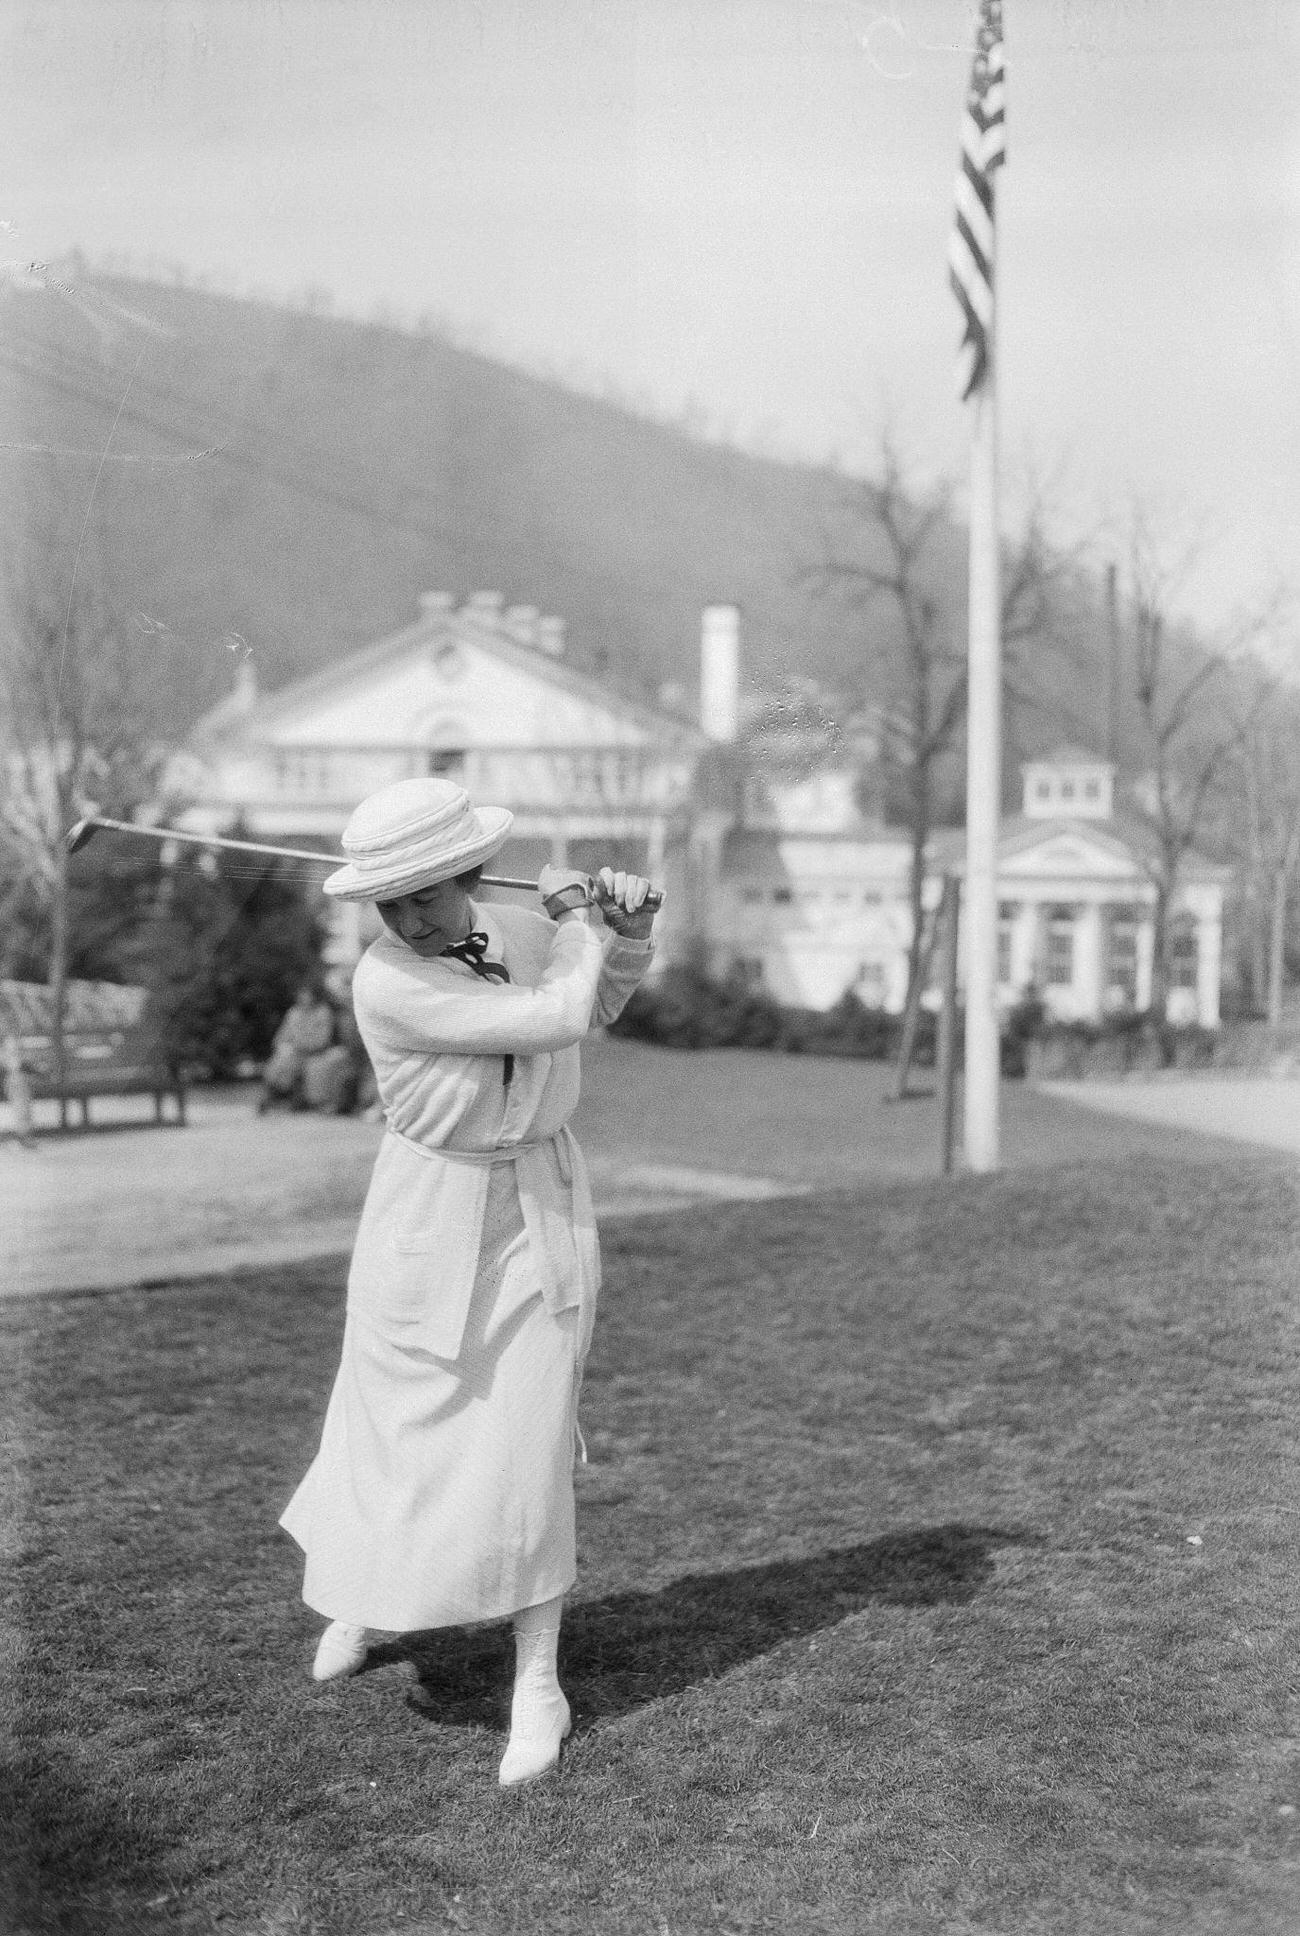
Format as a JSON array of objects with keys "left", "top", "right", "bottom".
[{"left": 279, "top": 777, "right": 659, "bottom": 1786}]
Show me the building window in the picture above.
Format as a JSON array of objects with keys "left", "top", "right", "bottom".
[
  {"left": 275, "top": 749, "right": 331, "bottom": 795},
  {"left": 1169, "top": 918, "right": 1199, "bottom": 990},
  {"left": 1084, "top": 778, "right": 1101, "bottom": 802},
  {"left": 1044, "top": 905, "right": 1076, "bottom": 987},
  {"left": 570, "top": 752, "right": 603, "bottom": 801},
  {"left": 1106, "top": 906, "right": 1142, "bottom": 1004},
  {"left": 614, "top": 750, "right": 640, "bottom": 802},
  {"left": 772, "top": 886, "right": 793, "bottom": 905},
  {"left": 1060, "top": 779, "right": 1076, "bottom": 802},
  {"left": 1035, "top": 778, "right": 1052, "bottom": 802},
  {"left": 855, "top": 961, "right": 886, "bottom": 1005},
  {"left": 427, "top": 747, "right": 466, "bottom": 779},
  {"left": 997, "top": 903, "right": 1017, "bottom": 985}
]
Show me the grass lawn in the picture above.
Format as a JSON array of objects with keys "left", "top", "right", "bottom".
[{"left": 4, "top": 1154, "right": 1300, "bottom": 1934}]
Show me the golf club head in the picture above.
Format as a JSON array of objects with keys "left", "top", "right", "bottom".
[{"left": 65, "top": 818, "right": 100, "bottom": 854}]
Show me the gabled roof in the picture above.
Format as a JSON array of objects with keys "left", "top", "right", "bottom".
[
  {"left": 722, "top": 827, "right": 910, "bottom": 871},
  {"left": 1024, "top": 743, "right": 1113, "bottom": 769},
  {"left": 929, "top": 812, "right": 1230, "bottom": 883},
  {"left": 190, "top": 597, "right": 706, "bottom": 748}
]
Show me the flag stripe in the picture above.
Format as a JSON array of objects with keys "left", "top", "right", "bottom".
[{"left": 949, "top": 0, "right": 1005, "bottom": 402}]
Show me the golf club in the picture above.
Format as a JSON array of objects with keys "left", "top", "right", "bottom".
[{"left": 65, "top": 815, "right": 664, "bottom": 909}]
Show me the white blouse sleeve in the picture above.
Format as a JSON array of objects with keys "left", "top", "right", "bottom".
[
  {"left": 591, "top": 934, "right": 655, "bottom": 1028},
  {"left": 356, "top": 918, "right": 606, "bottom": 1056}
]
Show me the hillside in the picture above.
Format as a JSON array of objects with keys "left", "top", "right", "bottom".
[{"left": 0, "top": 271, "right": 1115, "bottom": 772}]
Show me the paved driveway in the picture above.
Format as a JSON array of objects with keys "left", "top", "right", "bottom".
[{"left": 1042, "top": 1076, "right": 1300, "bottom": 1158}]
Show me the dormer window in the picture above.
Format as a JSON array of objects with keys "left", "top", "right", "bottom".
[{"left": 1023, "top": 753, "right": 1114, "bottom": 820}]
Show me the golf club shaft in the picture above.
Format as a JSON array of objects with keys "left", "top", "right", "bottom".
[{"left": 65, "top": 815, "right": 664, "bottom": 907}]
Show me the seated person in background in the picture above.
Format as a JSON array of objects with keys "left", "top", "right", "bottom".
[
  {"left": 300, "top": 966, "right": 374, "bottom": 1116},
  {"left": 257, "top": 978, "right": 336, "bottom": 1113}
]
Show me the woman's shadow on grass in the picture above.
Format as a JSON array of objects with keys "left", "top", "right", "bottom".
[{"left": 383, "top": 1521, "right": 1032, "bottom": 1733}]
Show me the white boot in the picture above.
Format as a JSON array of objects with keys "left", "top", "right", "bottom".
[
  {"left": 311, "top": 1620, "right": 369, "bottom": 1682},
  {"left": 499, "top": 1596, "right": 571, "bottom": 1786}
]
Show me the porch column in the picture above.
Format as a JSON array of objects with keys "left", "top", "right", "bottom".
[
  {"left": 646, "top": 816, "right": 666, "bottom": 881},
  {"left": 1136, "top": 912, "right": 1156, "bottom": 1013},
  {"left": 1021, "top": 901, "right": 1045, "bottom": 989},
  {"left": 1006, "top": 902, "right": 1031, "bottom": 993},
  {"left": 1197, "top": 906, "right": 1222, "bottom": 1027},
  {"left": 1077, "top": 901, "right": 1106, "bottom": 1021}
]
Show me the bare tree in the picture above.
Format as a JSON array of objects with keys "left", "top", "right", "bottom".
[
  {"left": 805, "top": 430, "right": 1069, "bottom": 1005},
  {"left": 1116, "top": 509, "right": 1273, "bottom": 1021},
  {"left": 0, "top": 458, "right": 154, "bottom": 1079},
  {"left": 1229, "top": 667, "right": 1300, "bottom": 1024}
]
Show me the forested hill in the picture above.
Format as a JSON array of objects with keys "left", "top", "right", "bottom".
[{"left": 1, "top": 270, "right": 1113, "bottom": 757}]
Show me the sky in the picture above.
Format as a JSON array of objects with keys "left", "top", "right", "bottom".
[{"left": 3, "top": 0, "right": 1298, "bottom": 636}]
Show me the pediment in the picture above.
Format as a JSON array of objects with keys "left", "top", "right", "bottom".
[
  {"left": 255, "top": 638, "right": 655, "bottom": 750},
  {"left": 1000, "top": 828, "right": 1144, "bottom": 881}
]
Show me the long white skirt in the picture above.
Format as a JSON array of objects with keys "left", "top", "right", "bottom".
[{"left": 279, "top": 1165, "right": 581, "bottom": 1631}]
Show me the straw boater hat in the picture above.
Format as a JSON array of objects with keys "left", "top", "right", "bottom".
[{"left": 322, "top": 778, "right": 513, "bottom": 903}]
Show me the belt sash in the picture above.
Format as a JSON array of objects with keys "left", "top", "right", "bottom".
[{"left": 382, "top": 1121, "right": 600, "bottom": 1352}]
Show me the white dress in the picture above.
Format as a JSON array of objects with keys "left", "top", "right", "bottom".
[{"left": 279, "top": 902, "right": 652, "bottom": 1631}]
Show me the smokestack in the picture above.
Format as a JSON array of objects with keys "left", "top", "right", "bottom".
[
  {"left": 700, "top": 604, "right": 740, "bottom": 742},
  {"left": 234, "top": 657, "right": 257, "bottom": 709}
]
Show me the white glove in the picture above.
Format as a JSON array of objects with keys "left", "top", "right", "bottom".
[{"left": 537, "top": 866, "right": 595, "bottom": 919}]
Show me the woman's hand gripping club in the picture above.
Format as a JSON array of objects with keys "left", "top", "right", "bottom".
[{"left": 536, "top": 865, "right": 663, "bottom": 937}]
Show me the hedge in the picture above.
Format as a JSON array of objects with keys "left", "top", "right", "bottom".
[{"left": 610, "top": 968, "right": 1218, "bottom": 1080}]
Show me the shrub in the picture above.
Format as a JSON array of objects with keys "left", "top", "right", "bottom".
[
  {"left": 613, "top": 969, "right": 909, "bottom": 1063},
  {"left": 611, "top": 964, "right": 785, "bottom": 1051},
  {"left": 780, "top": 990, "right": 898, "bottom": 1060},
  {"left": 1024, "top": 1013, "right": 1218, "bottom": 1080},
  {"left": 142, "top": 842, "right": 325, "bottom": 1080}
]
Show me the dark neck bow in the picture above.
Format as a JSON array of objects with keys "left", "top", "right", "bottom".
[
  {"left": 440, "top": 930, "right": 510, "bottom": 984},
  {"left": 440, "top": 931, "right": 514, "bottom": 1090}
]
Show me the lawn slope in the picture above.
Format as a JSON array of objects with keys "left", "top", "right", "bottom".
[{"left": 4, "top": 1155, "right": 1299, "bottom": 1934}]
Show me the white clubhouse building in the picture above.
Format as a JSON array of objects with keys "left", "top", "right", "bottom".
[
  {"left": 164, "top": 596, "right": 1228, "bottom": 1027},
  {"left": 164, "top": 592, "right": 709, "bottom": 963}
]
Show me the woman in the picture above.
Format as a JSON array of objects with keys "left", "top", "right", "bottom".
[
  {"left": 257, "top": 979, "right": 336, "bottom": 1114},
  {"left": 279, "top": 777, "right": 659, "bottom": 1786}
]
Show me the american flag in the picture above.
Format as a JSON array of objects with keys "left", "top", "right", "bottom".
[{"left": 949, "top": 0, "right": 1006, "bottom": 402}]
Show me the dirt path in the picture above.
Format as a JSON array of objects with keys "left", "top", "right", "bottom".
[
  {"left": 1041, "top": 1075, "right": 1300, "bottom": 1158},
  {"left": 3, "top": 1040, "right": 1293, "bottom": 1297}
]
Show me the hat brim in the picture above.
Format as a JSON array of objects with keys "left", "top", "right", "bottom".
[{"left": 322, "top": 807, "right": 514, "bottom": 902}]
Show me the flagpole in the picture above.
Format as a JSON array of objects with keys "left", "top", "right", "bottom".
[
  {"left": 963, "top": 310, "right": 1002, "bottom": 1172},
  {"left": 950, "top": 0, "right": 1005, "bottom": 1174}
]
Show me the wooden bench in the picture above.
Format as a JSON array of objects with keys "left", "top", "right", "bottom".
[{"left": 1, "top": 981, "right": 186, "bottom": 1132}]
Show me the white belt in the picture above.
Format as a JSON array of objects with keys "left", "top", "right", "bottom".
[
  {"left": 374, "top": 1122, "right": 597, "bottom": 1449},
  {"left": 383, "top": 1121, "right": 591, "bottom": 1318},
  {"left": 384, "top": 1121, "right": 575, "bottom": 1184}
]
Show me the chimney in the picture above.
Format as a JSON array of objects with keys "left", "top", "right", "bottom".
[
  {"left": 419, "top": 591, "right": 455, "bottom": 620},
  {"left": 504, "top": 603, "right": 539, "bottom": 645},
  {"left": 699, "top": 604, "right": 740, "bottom": 742},
  {"left": 536, "top": 616, "right": 566, "bottom": 657},
  {"left": 234, "top": 657, "right": 257, "bottom": 709}
]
